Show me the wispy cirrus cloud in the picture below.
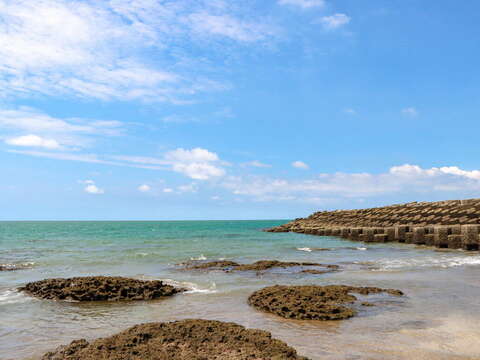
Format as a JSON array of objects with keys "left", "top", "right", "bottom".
[
  {"left": 278, "top": 0, "right": 325, "bottom": 9},
  {"left": 0, "top": 0, "right": 276, "bottom": 102},
  {"left": 0, "top": 106, "right": 123, "bottom": 149},
  {"left": 402, "top": 107, "right": 419, "bottom": 117},
  {"left": 318, "top": 13, "right": 351, "bottom": 30}
]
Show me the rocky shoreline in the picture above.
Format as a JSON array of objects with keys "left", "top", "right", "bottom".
[{"left": 266, "top": 198, "right": 480, "bottom": 250}]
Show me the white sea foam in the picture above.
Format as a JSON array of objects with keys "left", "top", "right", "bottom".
[
  {"left": 296, "top": 246, "right": 367, "bottom": 252},
  {"left": 0, "top": 262, "right": 35, "bottom": 271},
  {"left": 162, "top": 279, "right": 217, "bottom": 294},
  {"left": 0, "top": 289, "right": 32, "bottom": 306},
  {"left": 373, "top": 255, "right": 480, "bottom": 271},
  {"left": 190, "top": 254, "right": 207, "bottom": 261}
]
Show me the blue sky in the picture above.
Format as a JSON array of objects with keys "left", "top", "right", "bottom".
[{"left": 1, "top": 0, "right": 479, "bottom": 220}]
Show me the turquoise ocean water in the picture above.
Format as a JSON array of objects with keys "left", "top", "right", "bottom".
[{"left": 1, "top": 221, "right": 480, "bottom": 359}]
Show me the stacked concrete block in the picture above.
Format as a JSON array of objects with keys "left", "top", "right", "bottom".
[
  {"left": 361, "top": 228, "right": 375, "bottom": 242},
  {"left": 340, "top": 228, "right": 350, "bottom": 237},
  {"left": 434, "top": 226, "right": 449, "bottom": 248},
  {"left": 447, "top": 235, "right": 463, "bottom": 249},
  {"left": 273, "top": 198, "right": 480, "bottom": 250},
  {"left": 331, "top": 229, "right": 341, "bottom": 236},
  {"left": 350, "top": 228, "right": 362, "bottom": 240},
  {"left": 412, "top": 227, "right": 426, "bottom": 245},
  {"left": 461, "top": 225, "right": 480, "bottom": 250},
  {"left": 374, "top": 234, "right": 389, "bottom": 242},
  {"left": 385, "top": 227, "right": 396, "bottom": 242},
  {"left": 424, "top": 234, "right": 435, "bottom": 246},
  {"left": 395, "top": 226, "right": 409, "bottom": 243},
  {"left": 404, "top": 232, "right": 414, "bottom": 244}
]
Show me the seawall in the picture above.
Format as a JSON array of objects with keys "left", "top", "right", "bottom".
[{"left": 266, "top": 199, "right": 480, "bottom": 251}]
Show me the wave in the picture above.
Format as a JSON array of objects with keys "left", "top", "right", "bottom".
[
  {"left": 296, "top": 247, "right": 367, "bottom": 252},
  {"left": 163, "top": 279, "right": 217, "bottom": 294},
  {"left": 370, "top": 255, "right": 480, "bottom": 271},
  {"left": 0, "top": 289, "right": 33, "bottom": 306},
  {"left": 0, "top": 262, "right": 35, "bottom": 271},
  {"left": 190, "top": 254, "right": 207, "bottom": 261}
]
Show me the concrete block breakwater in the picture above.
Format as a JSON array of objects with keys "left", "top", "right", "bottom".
[{"left": 266, "top": 199, "right": 480, "bottom": 251}]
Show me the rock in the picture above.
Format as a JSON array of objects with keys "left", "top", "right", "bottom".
[
  {"left": 182, "top": 260, "right": 240, "bottom": 270},
  {"left": 181, "top": 259, "right": 340, "bottom": 274},
  {"left": 41, "top": 319, "right": 309, "bottom": 360},
  {"left": 19, "top": 276, "right": 184, "bottom": 302},
  {"left": 248, "top": 285, "right": 403, "bottom": 321},
  {"left": 300, "top": 269, "right": 331, "bottom": 275}
]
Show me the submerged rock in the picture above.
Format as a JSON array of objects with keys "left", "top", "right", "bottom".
[
  {"left": 248, "top": 285, "right": 403, "bottom": 321},
  {"left": 183, "top": 260, "right": 240, "bottom": 270},
  {"left": 19, "top": 276, "right": 184, "bottom": 302},
  {"left": 41, "top": 319, "right": 309, "bottom": 360},
  {"left": 181, "top": 259, "right": 340, "bottom": 274},
  {"left": 234, "top": 260, "right": 338, "bottom": 271}
]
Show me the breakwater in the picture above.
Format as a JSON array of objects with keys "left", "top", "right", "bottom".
[{"left": 267, "top": 199, "right": 480, "bottom": 250}]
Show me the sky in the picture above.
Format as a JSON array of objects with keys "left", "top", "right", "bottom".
[{"left": 1, "top": 0, "right": 480, "bottom": 220}]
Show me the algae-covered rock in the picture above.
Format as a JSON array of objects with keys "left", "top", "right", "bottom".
[
  {"left": 248, "top": 285, "right": 403, "bottom": 321},
  {"left": 41, "top": 319, "right": 310, "bottom": 360},
  {"left": 19, "top": 276, "right": 184, "bottom": 302}
]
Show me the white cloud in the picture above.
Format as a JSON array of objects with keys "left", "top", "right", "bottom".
[
  {"left": 187, "top": 12, "right": 274, "bottom": 42},
  {"left": 10, "top": 146, "right": 226, "bottom": 180},
  {"left": 278, "top": 0, "right": 325, "bottom": 9},
  {"left": 242, "top": 160, "right": 272, "bottom": 168},
  {"left": 177, "top": 183, "right": 198, "bottom": 193},
  {"left": 138, "top": 184, "right": 151, "bottom": 192},
  {"left": 319, "top": 13, "right": 351, "bottom": 30},
  {"left": 223, "top": 164, "right": 480, "bottom": 204},
  {"left": 111, "top": 148, "right": 226, "bottom": 180},
  {"left": 344, "top": 108, "right": 356, "bottom": 115},
  {"left": 292, "top": 160, "right": 309, "bottom": 169},
  {"left": 9, "top": 150, "right": 120, "bottom": 165},
  {"left": 165, "top": 148, "right": 220, "bottom": 163},
  {"left": 0, "top": 0, "right": 275, "bottom": 101},
  {"left": 402, "top": 107, "right": 418, "bottom": 117},
  {"left": 0, "top": 106, "right": 123, "bottom": 149},
  {"left": 164, "top": 148, "right": 225, "bottom": 180},
  {"left": 163, "top": 188, "right": 174, "bottom": 193},
  {"left": 5, "top": 134, "right": 60, "bottom": 149},
  {"left": 80, "top": 180, "right": 104, "bottom": 194}
]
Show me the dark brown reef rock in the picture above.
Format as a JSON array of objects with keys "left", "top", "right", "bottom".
[
  {"left": 182, "top": 259, "right": 339, "bottom": 274},
  {"left": 41, "top": 319, "right": 309, "bottom": 360},
  {"left": 248, "top": 285, "right": 404, "bottom": 321},
  {"left": 19, "top": 276, "right": 184, "bottom": 302}
]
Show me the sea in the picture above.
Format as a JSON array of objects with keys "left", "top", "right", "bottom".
[{"left": 1, "top": 220, "right": 480, "bottom": 360}]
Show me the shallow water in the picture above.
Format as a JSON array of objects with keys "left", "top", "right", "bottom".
[{"left": 1, "top": 221, "right": 480, "bottom": 360}]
